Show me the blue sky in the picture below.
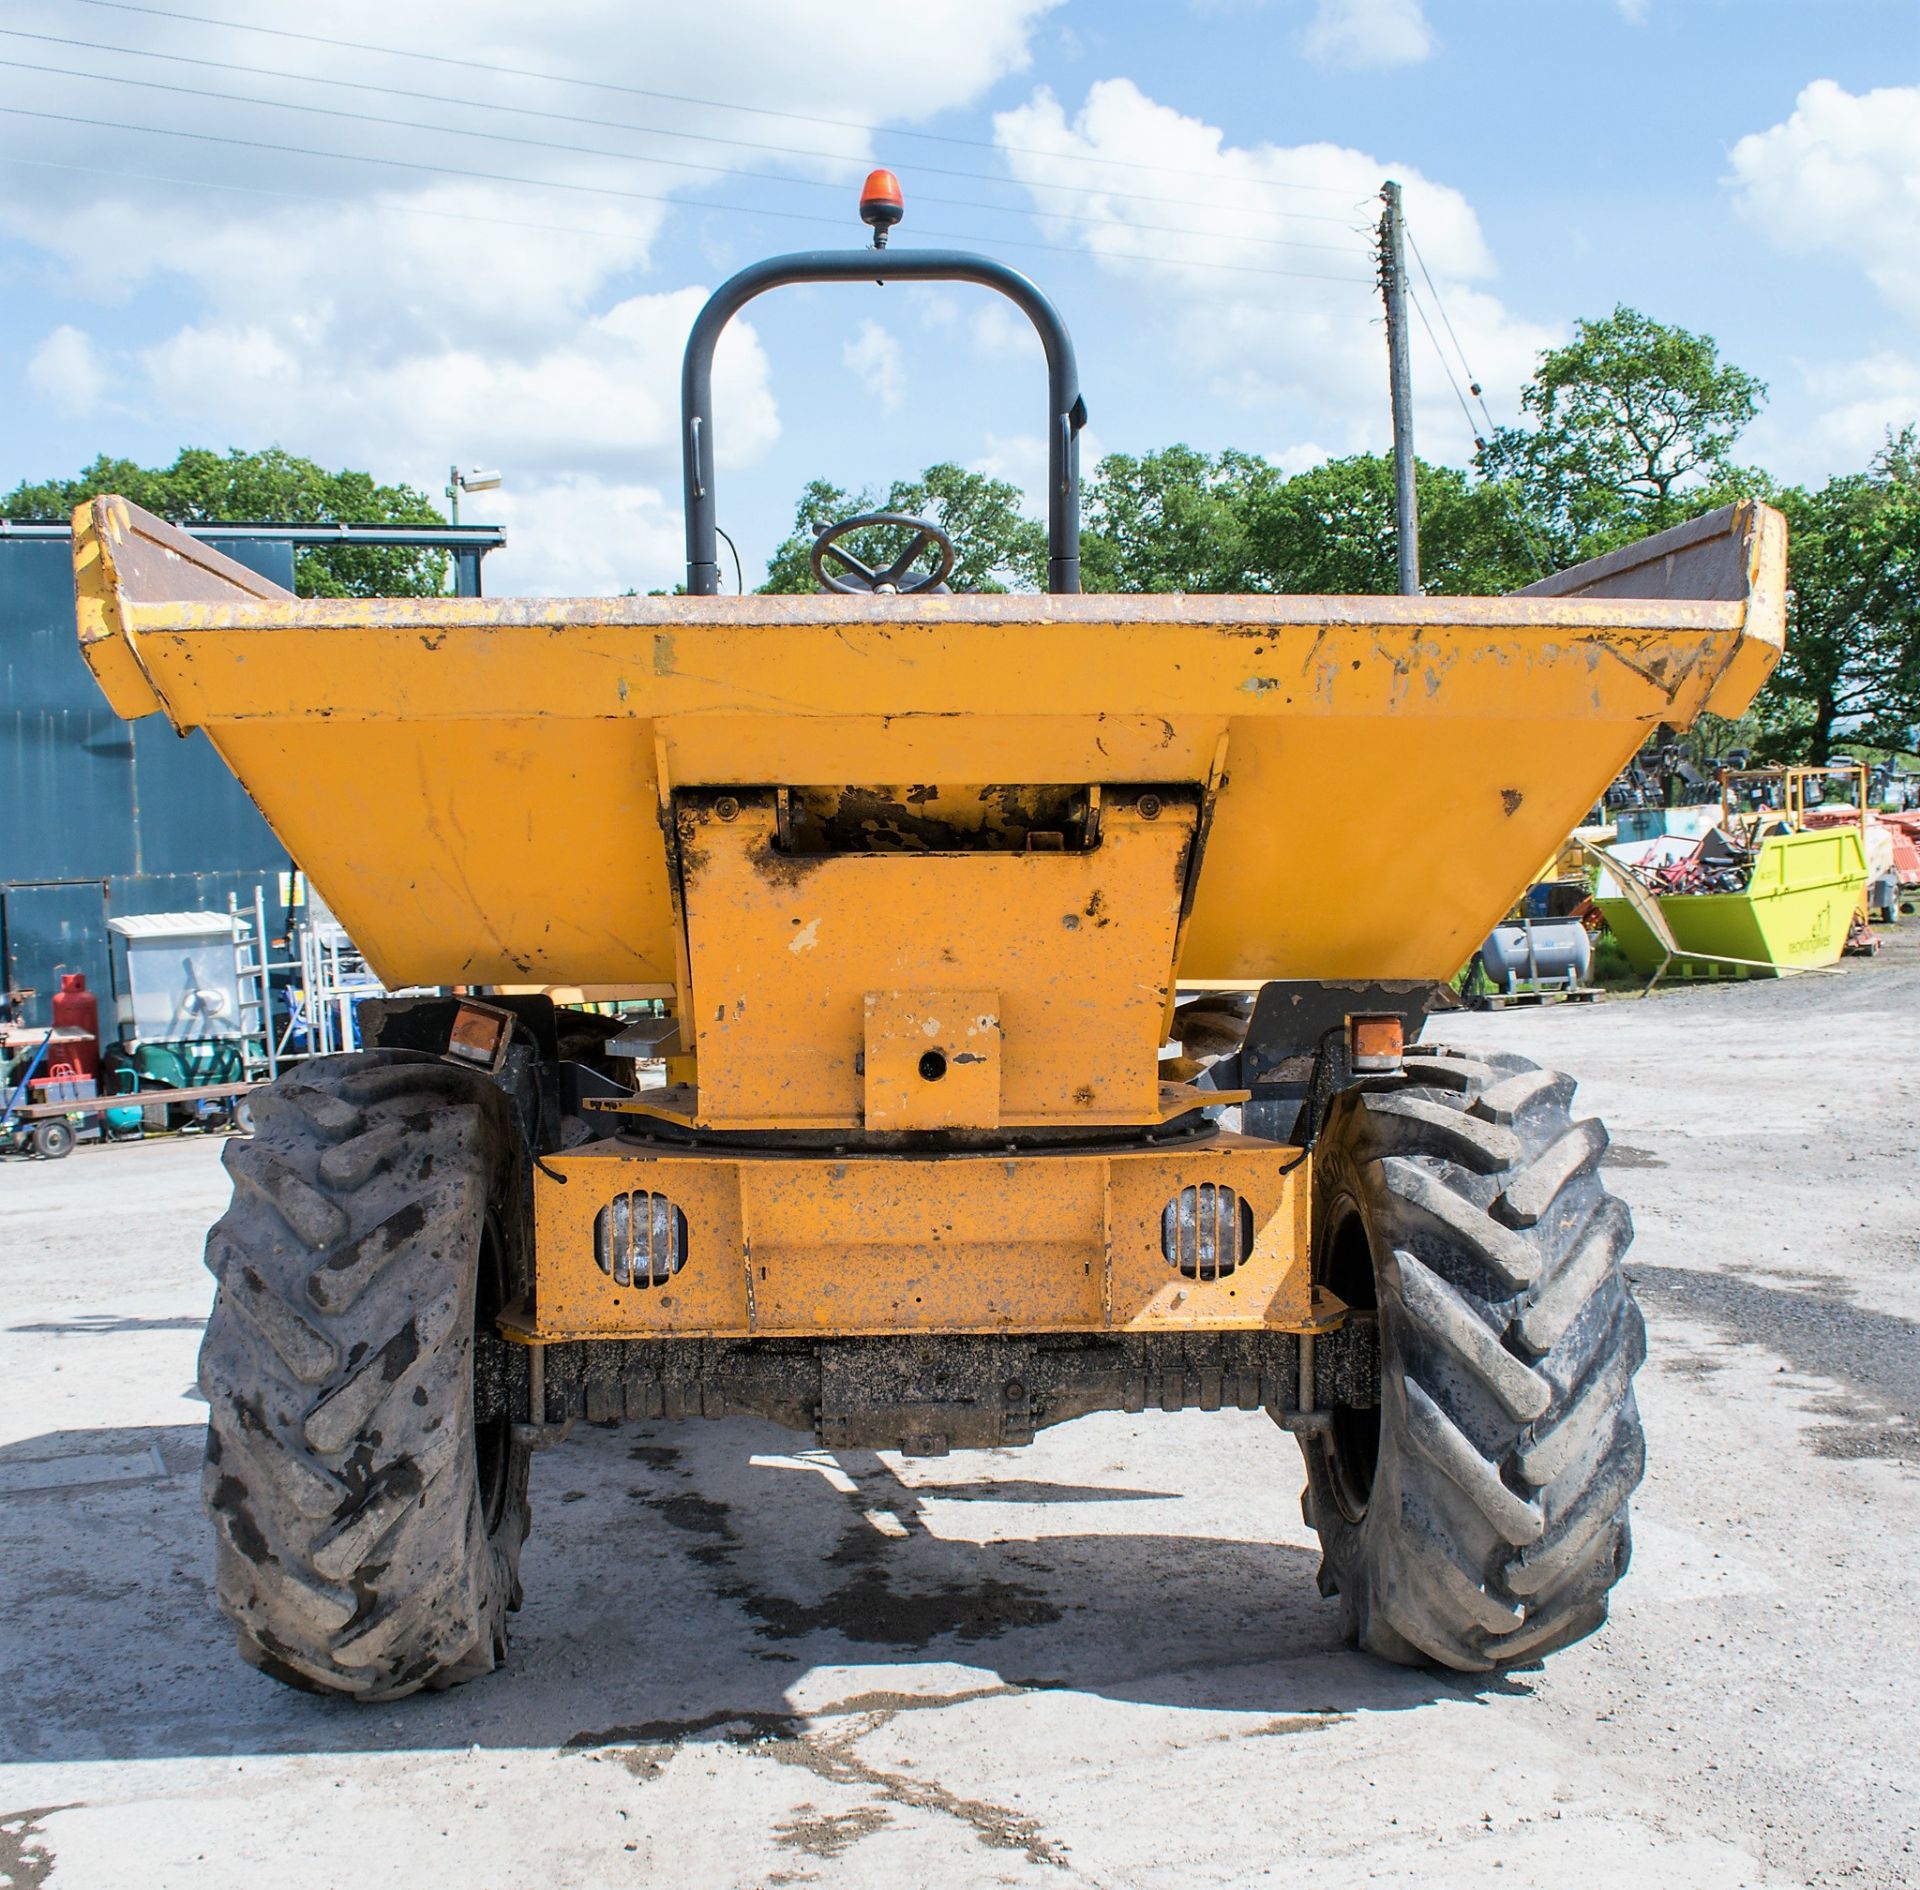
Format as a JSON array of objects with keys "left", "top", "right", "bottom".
[{"left": 0, "top": 0, "right": 1914, "bottom": 594}]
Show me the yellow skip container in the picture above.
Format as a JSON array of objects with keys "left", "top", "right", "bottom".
[{"left": 1597, "top": 826, "right": 1867, "bottom": 977}]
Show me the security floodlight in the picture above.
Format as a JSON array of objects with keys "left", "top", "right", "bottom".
[{"left": 446, "top": 463, "right": 505, "bottom": 524}]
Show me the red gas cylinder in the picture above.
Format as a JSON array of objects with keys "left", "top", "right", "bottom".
[{"left": 51, "top": 972, "right": 101, "bottom": 1080}]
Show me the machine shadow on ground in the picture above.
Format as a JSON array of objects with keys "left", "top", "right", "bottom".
[{"left": 0, "top": 1413, "right": 1523, "bottom": 1769}]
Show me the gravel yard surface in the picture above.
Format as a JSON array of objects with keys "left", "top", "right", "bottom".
[{"left": 3, "top": 935, "right": 1916, "bottom": 1889}]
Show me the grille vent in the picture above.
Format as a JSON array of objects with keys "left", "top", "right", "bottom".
[
  {"left": 593, "top": 1192, "right": 689, "bottom": 1289},
  {"left": 1160, "top": 1183, "right": 1254, "bottom": 1281}
]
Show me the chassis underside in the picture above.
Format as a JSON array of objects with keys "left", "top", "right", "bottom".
[{"left": 477, "top": 1325, "right": 1380, "bottom": 1454}]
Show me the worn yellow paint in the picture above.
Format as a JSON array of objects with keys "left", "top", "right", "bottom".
[
  {"left": 71, "top": 496, "right": 1786, "bottom": 995},
  {"left": 69, "top": 494, "right": 1788, "bottom": 1344},
  {"left": 677, "top": 789, "right": 1193, "bottom": 1129},
  {"left": 863, "top": 989, "right": 1002, "bottom": 1131},
  {"left": 521, "top": 1138, "right": 1311, "bottom": 1340}
]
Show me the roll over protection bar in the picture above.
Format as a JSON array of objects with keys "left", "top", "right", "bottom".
[{"left": 680, "top": 248, "right": 1088, "bottom": 595}]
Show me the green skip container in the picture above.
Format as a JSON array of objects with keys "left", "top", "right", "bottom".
[{"left": 1597, "top": 826, "right": 1868, "bottom": 979}]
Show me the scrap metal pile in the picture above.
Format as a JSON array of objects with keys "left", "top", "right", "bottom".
[
  {"left": 1620, "top": 826, "right": 1759, "bottom": 897},
  {"left": 1802, "top": 806, "right": 1920, "bottom": 888},
  {"left": 1889, "top": 812, "right": 1920, "bottom": 885}
]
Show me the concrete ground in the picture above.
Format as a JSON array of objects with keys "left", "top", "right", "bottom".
[{"left": 3, "top": 937, "right": 1918, "bottom": 1890}]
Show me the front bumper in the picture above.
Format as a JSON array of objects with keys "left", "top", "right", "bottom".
[{"left": 511, "top": 1132, "right": 1316, "bottom": 1342}]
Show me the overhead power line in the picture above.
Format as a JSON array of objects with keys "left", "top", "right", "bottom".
[
  {"left": 0, "top": 149, "right": 680, "bottom": 247},
  {"left": 0, "top": 110, "right": 1374, "bottom": 286},
  {"left": 1405, "top": 223, "right": 1501, "bottom": 441},
  {"left": 63, "top": 0, "right": 1363, "bottom": 198},
  {"left": 0, "top": 100, "right": 808, "bottom": 222},
  {"left": 0, "top": 26, "right": 1372, "bottom": 230},
  {"left": 1406, "top": 281, "right": 1551, "bottom": 579},
  {"left": 0, "top": 55, "right": 1372, "bottom": 261},
  {"left": 1406, "top": 285, "right": 1482, "bottom": 446}
]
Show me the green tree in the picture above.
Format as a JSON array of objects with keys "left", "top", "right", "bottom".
[
  {"left": 1243, "top": 453, "right": 1543, "bottom": 596},
  {"left": 760, "top": 478, "right": 859, "bottom": 593},
  {"left": 1078, "top": 445, "right": 1543, "bottom": 595},
  {"left": 1477, "top": 306, "right": 1766, "bottom": 559},
  {"left": 760, "top": 462, "right": 1045, "bottom": 593},
  {"left": 2, "top": 446, "right": 451, "bottom": 597},
  {"left": 1761, "top": 430, "right": 1920, "bottom": 761},
  {"left": 1080, "top": 445, "right": 1265, "bottom": 591}
]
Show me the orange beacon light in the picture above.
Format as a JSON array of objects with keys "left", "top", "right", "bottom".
[{"left": 859, "top": 168, "right": 904, "bottom": 247}]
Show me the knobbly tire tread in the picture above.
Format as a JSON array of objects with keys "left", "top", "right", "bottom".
[
  {"left": 1299, "top": 1044, "right": 1644, "bottom": 1671},
  {"left": 198, "top": 1051, "right": 531, "bottom": 1700}
]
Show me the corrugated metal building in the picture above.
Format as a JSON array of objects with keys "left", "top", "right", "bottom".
[
  {"left": 1, "top": 521, "right": 502, "bottom": 1034},
  {"left": 2, "top": 530, "right": 295, "bottom": 1031}
]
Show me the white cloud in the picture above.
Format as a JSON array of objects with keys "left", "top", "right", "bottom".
[
  {"left": 971, "top": 301, "right": 1031, "bottom": 357},
  {"left": 1805, "top": 352, "right": 1920, "bottom": 460},
  {"left": 891, "top": 285, "right": 1035, "bottom": 360},
  {"left": 1615, "top": 0, "right": 1651, "bottom": 21},
  {"left": 969, "top": 424, "right": 1106, "bottom": 513},
  {"left": 1728, "top": 81, "right": 1920, "bottom": 321},
  {"left": 842, "top": 319, "right": 906, "bottom": 411},
  {"left": 1744, "top": 350, "right": 1920, "bottom": 478},
  {"left": 1728, "top": 81, "right": 1920, "bottom": 474},
  {"left": 1273, "top": 439, "right": 1335, "bottom": 475},
  {"left": 480, "top": 475, "right": 686, "bottom": 596},
  {"left": 970, "top": 431, "right": 1048, "bottom": 498},
  {"left": 0, "top": 0, "right": 1059, "bottom": 593},
  {"left": 27, "top": 325, "right": 106, "bottom": 415},
  {"left": 1302, "top": 0, "right": 1434, "bottom": 70},
  {"left": 907, "top": 288, "right": 962, "bottom": 331},
  {"left": 138, "top": 289, "right": 776, "bottom": 483},
  {"left": 992, "top": 80, "right": 1554, "bottom": 464},
  {"left": 113, "top": 285, "right": 776, "bottom": 595}
]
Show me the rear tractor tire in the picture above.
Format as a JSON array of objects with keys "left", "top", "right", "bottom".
[
  {"left": 197, "top": 1051, "right": 531, "bottom": 1699},
  {"left": 1298, "top": 1046, "right": 1645, "bottom": 1670}
]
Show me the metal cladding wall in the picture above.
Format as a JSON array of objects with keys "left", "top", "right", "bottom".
[{"left": 1, "top": 533, "right": 294, "bottom": 1032}]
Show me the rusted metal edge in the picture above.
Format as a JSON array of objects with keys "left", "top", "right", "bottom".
[
  {"left": 74, "top": 495, "right": 294, "bottom": 727},
  {"left": 583, "top": 1086, "right": 699, "bottom": 1122},
  {"left": 1161, "top": 733, "right": 1231, "bottom": 1046},
  {"left": 493, "top": 1299, "right": 1338, "bottom": 1344},
  {"left": 130, "top": 591, "right": 1751, "bottom": 635},
  {"left": 1513, "top": 501, "right": 1787, "bottom": 719},
  {"left": 1157, "top": 1080, "right": 1249, "bottom": 1119},
  {"left": 581, "top": 1081, "right": 1248, "bottom": 1131},
  {"left": 1516, "top": 501, "right": 1756, "bottom": 600}
]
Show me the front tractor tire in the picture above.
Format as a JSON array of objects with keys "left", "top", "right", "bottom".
[
  {"left": 197, "top": 1052, "right": 531, "bottom": 1700},
  {"left": 1300, "top": 1046, "right": 1645, "bottom": 1670}
]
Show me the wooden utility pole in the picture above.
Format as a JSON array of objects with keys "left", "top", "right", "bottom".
[{"left": 1378, "top": 181, "right": 1419, "bottom": 595}]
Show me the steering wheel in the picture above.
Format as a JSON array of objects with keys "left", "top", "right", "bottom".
[{"left": 810, "top": 511, "right": 956, "bottom": 594}]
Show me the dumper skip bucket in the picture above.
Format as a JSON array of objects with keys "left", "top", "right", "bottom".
[{"left": 74, "top": 495, "right": 1784, "bottom": 1003}]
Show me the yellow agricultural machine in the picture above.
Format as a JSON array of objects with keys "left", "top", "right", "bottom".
[{"left": 72, "top": 213, "right": 1786, "bottom": 1699}]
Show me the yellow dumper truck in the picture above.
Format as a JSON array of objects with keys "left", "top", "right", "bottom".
[{"left": 72, "top": 218, "right": 1786, "bottom": 1699}]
